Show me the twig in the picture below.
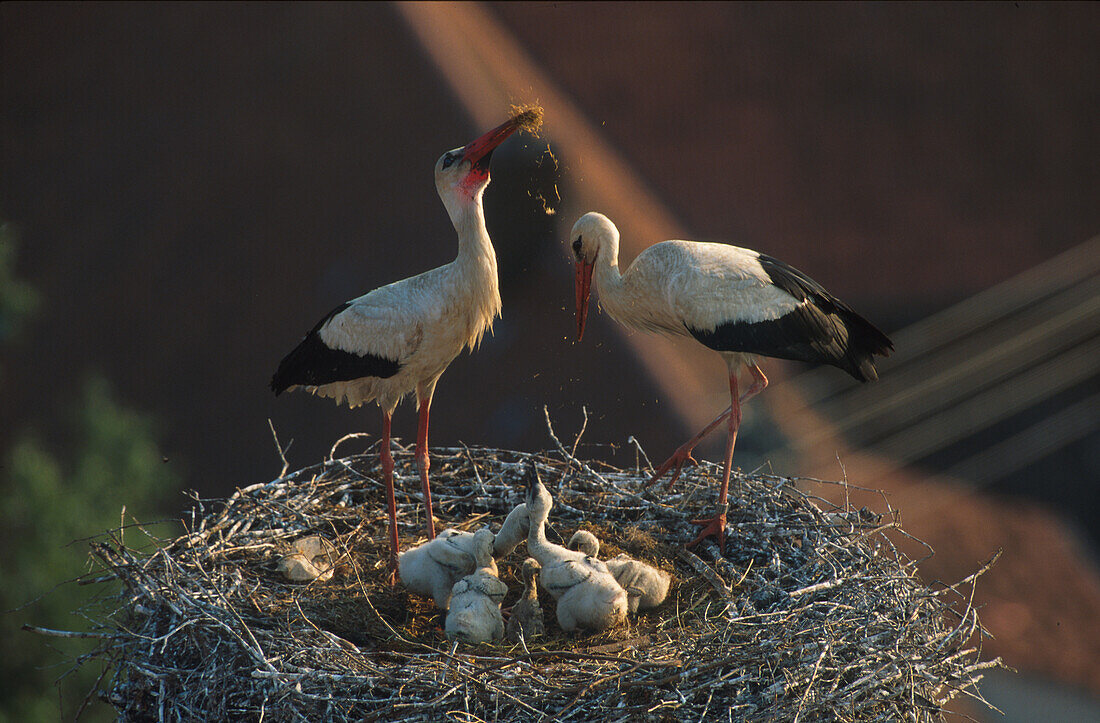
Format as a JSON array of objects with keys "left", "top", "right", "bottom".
[
  {"left": 328, "top": 432, "right": 374, "bottom": 462},
  {"left": 22, "top": 625, "right": 116, "bottom": 639},
  {"left": 626, "top": 435, "right": 653, "bottom": 473},
  {"left": 569, "top": 405, "right": 590, "bottom": 466},
  {"left": 793, "top": 642, "right": 830, "bottom": 723},
  {"left": 269, "top": 418, "right": 291, "bottom": 478}
]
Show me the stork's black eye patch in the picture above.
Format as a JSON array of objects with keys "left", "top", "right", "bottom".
[
  {"left": 572, "top": 237, "right": 583, "bottom": 255},
  {"left": 442, "top": 154, "right": 456, "bottom": 169}
]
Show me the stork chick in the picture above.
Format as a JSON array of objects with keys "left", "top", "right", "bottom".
[
  {"left": 445, "top": 528, "right": 508, "bottom": 643},
  {"left": 399, "top": 503, "right": 528, "bottom": 609},
  {"left": 568, "top": 530, "right": 671, "bottom": 614},
  {"left": 505, "top": 558, "right": 545, "bottom": 643},
  {"left": 523, "top": 462, "right": 627, "bottom": 633}
]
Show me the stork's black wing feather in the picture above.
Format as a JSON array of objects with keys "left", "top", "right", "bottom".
[
  {"left": 270, "top": 302, "right": 401, "bottom": 394},
  {"left": 689, "top": 254, "right": 893, "bottom": 382}
]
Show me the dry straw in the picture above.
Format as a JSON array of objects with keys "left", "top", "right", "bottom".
[
  {"left": 509, "top": 103, "right": 544, "bottom": 137},
  {"left": 44, "top": 413, "right": 1002, "bottom": 721}
]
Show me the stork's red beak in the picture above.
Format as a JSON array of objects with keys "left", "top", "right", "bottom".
[
  {"left": 461, "top": 117, "right": 523, "bottom": 176},
  {"left": 574, "top": 258, "right": 595, "bottom": 341}
]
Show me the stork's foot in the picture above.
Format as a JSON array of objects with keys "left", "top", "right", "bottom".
[
  {"left": 387, "top": 555, "right": 399, "bottom": 587},
  {"left": 686, "top": 508, "right": 727, "bottom": 551},
  {"left": 645, "top": 444, "right": 699, "bottom": 489}
]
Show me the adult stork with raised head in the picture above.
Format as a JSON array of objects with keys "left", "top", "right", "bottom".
[
  {"left": 271, "top": 109, "right": 542, "bottom": 581},
  {"left": 569, "top": 212, "right": 893, "bottom": 549}
]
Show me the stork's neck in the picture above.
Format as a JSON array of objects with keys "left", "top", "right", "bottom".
[
  {"left": 527, "top": 500, "right": 551, "bottom": 552},
  {"left": 442, "top": 186, "right": 502, "bottom": 349},
  {"left": 473, "top": 544, "right": 493, "bottom": 570},
  {"left": 591, "top": 234, "right": 666, "bottom": 334},
  {"left": 593, "top": 235, "right": 624, "bottom": 299},
  {"left": 493, "top": 504, "right": 529, "bottom": 558},
  {"left": 448, "top": 194, "right": 498, "bottom": 275},
  {"left": 531, "top": 514, "right": 548, "bottom": 548}
]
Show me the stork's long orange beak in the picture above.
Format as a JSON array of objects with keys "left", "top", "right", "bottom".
[
  {"left": 574, "top": 258, "right": 595, "bottom": 341},
  {"left": 461, "top": 117, "right": 522, "bottom": 170},
  {"left": 461, "top": 106, "right": 541, "bottom": 168}
]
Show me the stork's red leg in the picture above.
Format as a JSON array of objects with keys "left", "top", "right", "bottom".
[
  {"left": 380, "top": 411, "right": 399, "bottom": 585},
  {"left": 686, "top": 363, "right": 767, "bottom": 550},
  {"left": 687, "top": 372, "right": 740, "bottom": 550},
  {"left": 416, "top": 398, "right": 437, "bottom": 540},
  {"left": 741, "top": 363, "right": 768, "bottom": 405},
  {"left": 647, "top": 364, "right": 768, "bottom": 490},
  {"left": 644, "top": 406, "right": 730, "bottom": 489}
]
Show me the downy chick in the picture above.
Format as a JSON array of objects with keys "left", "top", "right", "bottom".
[
  {"left": 568, "top": 530, "right": 671, "bottom": 614},
  {"left": 445, "top": 528, "right": 508, "bottom": 643},
  {"left": 399, "top": 503, "right": 528, "bottom": 608},
  {"left": 505, "top": 558, "right": 545, "bottom": 642}
]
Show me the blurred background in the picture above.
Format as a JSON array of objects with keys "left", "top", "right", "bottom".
[{"left": 1, "top": 3, "right": 1097, "bottom": 720}]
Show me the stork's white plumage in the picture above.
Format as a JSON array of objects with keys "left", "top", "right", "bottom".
[
  {"left": 272, "top": 111, "right": 541, "bottom": 581},
  {"left": 569, "top": 212, "right": 893, "bottom": 549}
]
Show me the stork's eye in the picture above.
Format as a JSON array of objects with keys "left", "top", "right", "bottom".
[
  {"left": 572, "top": 237, "right": 583, "bottom": 257},
  {"left": 442, "top": 154, "right": 456, "bottom": 169}
]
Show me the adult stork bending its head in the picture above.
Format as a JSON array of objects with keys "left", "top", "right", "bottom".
[
  {"left": 271, "top": 109, "right": 541, "bottom": 581},
  {"left": 569, "top": 212, "right": 893, "bottom": 549}
]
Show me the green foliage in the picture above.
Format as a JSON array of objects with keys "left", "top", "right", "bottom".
[
  {"left": 0, "top": 380, "right": 180, "bottom": 719},
  {"left": 0, "top": 220, "right": 180, "bottom": 718},
  {"left": 0, "top": 223, "right": 39, "bottom": 345}
]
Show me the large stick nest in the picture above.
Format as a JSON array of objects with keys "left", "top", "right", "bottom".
[{"left": 76, "top": 422, "right": 1001, "bottom": 722}]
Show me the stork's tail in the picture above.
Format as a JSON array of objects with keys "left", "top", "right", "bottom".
[{"left": 839, "top": 312, "right": 894, "bottom": 382}]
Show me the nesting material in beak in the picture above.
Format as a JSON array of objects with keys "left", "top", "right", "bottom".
[{"left": 508, "top": 103, "right": 544, "bottom": 136}]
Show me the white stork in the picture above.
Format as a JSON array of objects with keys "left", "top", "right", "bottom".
[
  {"left": 271, "top": 110, "right": 541, "bottom": 581},
  {"left": 569, "top": 212, "right": 893, "bottom": 549}
]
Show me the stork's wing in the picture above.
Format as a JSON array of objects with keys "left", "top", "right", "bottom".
[
  {"left": 426, "top": 537, "right": 477, "bottom": 576},
  {"left": 539, "top": 559, "right": 595, "bottom": 595},
  {"left": 657, "top": 242, "right": 893, "bottom": 380},
  {"left": 648, "top": 241, "right": 800, "bottom": 329},
  {"left": 270, "top": 284, "right": 424, "bottom": 394},
  {"left": 756, "top": 253, "right": 893, "bottom": 355}
]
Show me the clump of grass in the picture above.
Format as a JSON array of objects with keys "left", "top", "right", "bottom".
[{"left": 509, "top": 102, "right": 544, "bottom": 136}]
